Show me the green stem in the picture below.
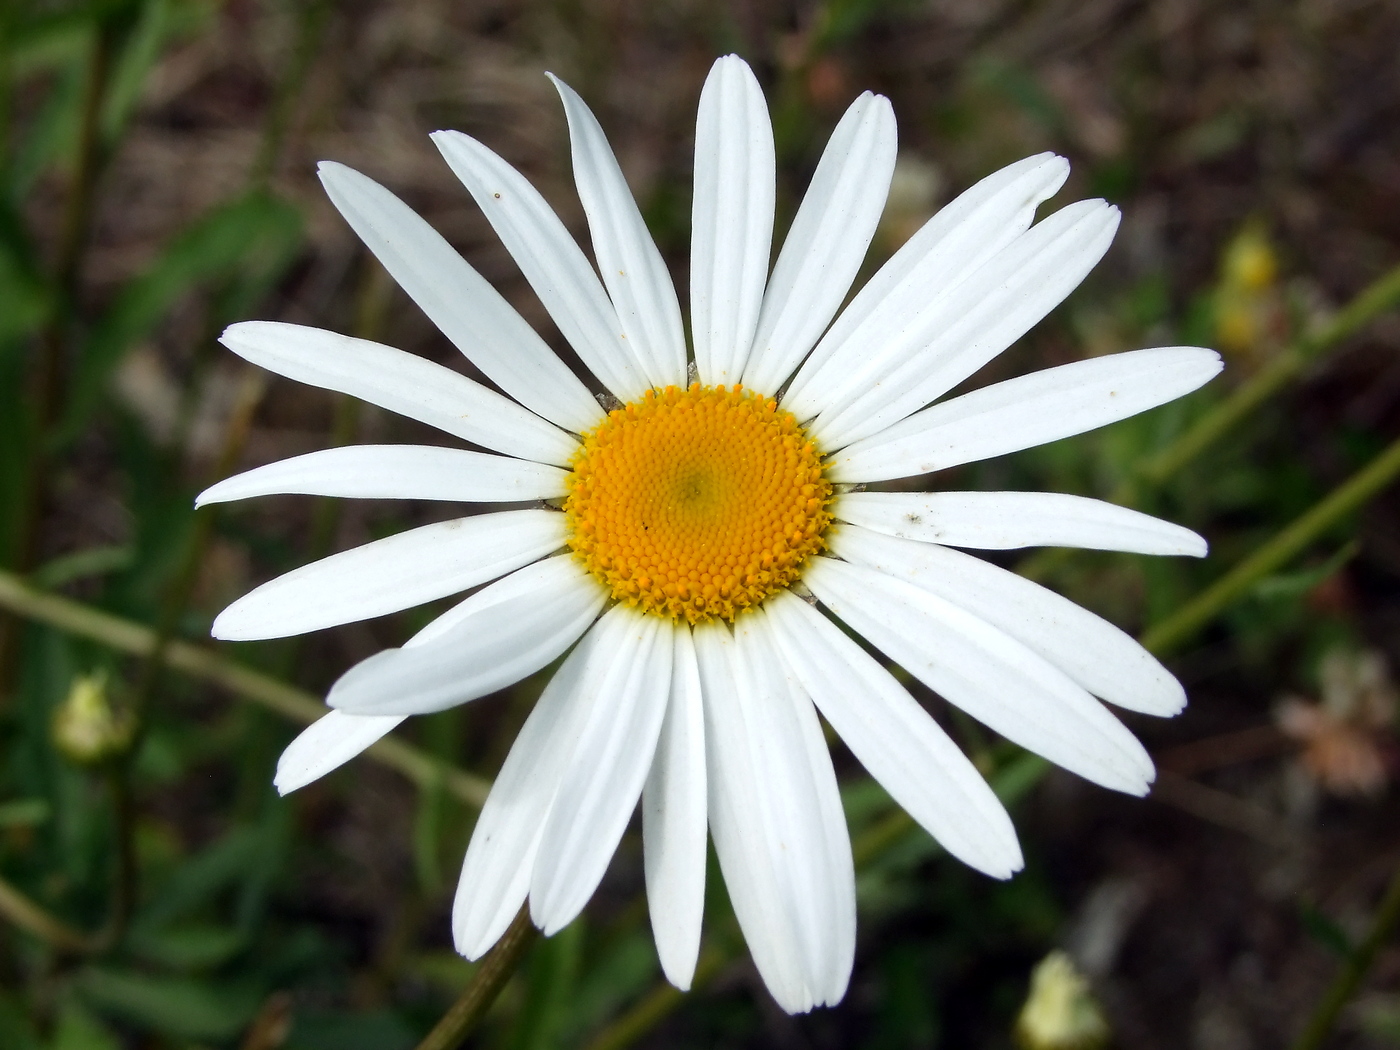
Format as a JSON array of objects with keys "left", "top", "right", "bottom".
[
  {"left": 1140, "top": 432, "right": 1400, "bottom": 655},
  {"left": 0, "top": 569, "right": 491, "bottom": 808},
  {"left": 414, "top": 904, "right": 538, "bottom": 1050},
  {"left": 1137, "top": 263, "right": 1400, "bottom": 489},
  {"left": 249, "top": 0, "right": 330, "bottom": 187},
  {"left": 0, "top": 873, "right": 95, "bottom": 955},
  {"left": 1290, "top": 862, "right": 1400, "bottom": 1050}
]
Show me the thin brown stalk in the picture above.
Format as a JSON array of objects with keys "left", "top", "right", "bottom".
[{"left": 413, "top": 904, "right": 538, "bottom": 1050}]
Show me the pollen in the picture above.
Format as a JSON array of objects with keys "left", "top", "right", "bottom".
[{"left": 564, "top": 383, "right": 833, "bottom": 623}]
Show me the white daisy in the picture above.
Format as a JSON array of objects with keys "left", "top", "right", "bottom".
[{"left": 201, "top": 55, "right": 1220, "bottom": 1013}]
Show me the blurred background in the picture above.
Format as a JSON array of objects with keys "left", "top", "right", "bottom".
[{"left": 2, "top": 0, "right": 1400, "bottom": 1047}]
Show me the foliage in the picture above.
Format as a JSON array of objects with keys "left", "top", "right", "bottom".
[{"left": 1, "top": 1, "right": 1399, "bottom": 1048}]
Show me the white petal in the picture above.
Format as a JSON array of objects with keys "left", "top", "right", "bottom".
[
  {"left": 782, "top": 152, "right": 1069, "bottom": 421},
  {"left": 643, "top": 626, "right": 707, "bottom": 991},
  {"left": 220, "top": 322, "right": 577, "bottom": 467},
  {"left": 744, "top": 611, "right": 856, "bottom": 1006},
  {"left": 431, "top": 131, "right": 651, "bottom": 401},
  {"left": 196, "top": 445, "right": 568, "bottom": 507},
  {"left": 696, "top": 620, "right": 852, "bottom": 1013},
  {"left": 833, "top": 490, "right": 1207, "bottom": 557},
  {"left": 452, "top": 624, "right": 603, "bottom": 959},
  {"left": 548, "top": 74, "right": 687, "bottom": 389},
  {"left": 830, "top": 346, "right": 1223, "bottom": 483},
  {"left": 764, "top": 590, "right": 1022, "bottom": 877},
  {"left": 326, "top": 555, "right": 604, "bottom": 715},
  {"left": 804, "top": 555, "right": 1155, "bottom": 794},
  {"left": 530, "top": 611, "right": 673, "bottom": 934},
  {"left": 211, "top": 509, "right": 565, "bottom": 641},
  {"left": 317, "top": 162, "right": 602, "bottom": 433},
  {"left": 813, "top": 199, "right": 1122, "bottom": 449},
  {"left": 742, "top": 91, "right": 896, "bottom": 395},
  {"left": 273, "top": 710, "right": 406, "bottom": 795},
  {"left": 690, "top": 55, "right": 774, "bottom": 385},
  {"left": 831, "top": 526, "right": 1185, "bottom": 716}
]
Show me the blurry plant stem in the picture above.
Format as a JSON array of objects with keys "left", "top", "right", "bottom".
[
  {"left": 250, "top": 0, "right": 331, "bottom": 187},
  {"left": 1135, "top": 262, "right": 1400, "bottom": 491},
  {"left": 1140, "top": 432, "right": 1400, "bottom": 655},
  {"left": 1291, "top": 861, "right": 1400, "bottom": 1050},
  {"left": 0, "top": 26, "right": 115, "bottom": 700},
  {"left": 0, "top": 873, "right": 95, "bottom": 955},
  {"left": 0, "top": 568, "right": 491, "bottom": 807},
  {"left": 414, "top": 904, "right": 538, "bottom": 1050},
  {"left": 1020, "top": 261, "right": 1400, "bottom": 584}
]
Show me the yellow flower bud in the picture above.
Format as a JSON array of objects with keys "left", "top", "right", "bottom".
[
  {"left": 1222, "top": 224, "right": 1278, "bottom": 292},
  {"left": 52, "top": 672, "right": 135, "bottom": 766},
  {"left": 1014, "top": 951, "right": 1111, "bottom": 1050}
]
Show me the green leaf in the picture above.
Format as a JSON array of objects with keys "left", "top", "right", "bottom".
[
  {"left": 32, "top": 545, "right": 134, "bottom": 588},
  {"left": 75, "top": 968, "right": 262, "bottom": 1041},
  {"left": 0, "top": 797, "right": 51, "bottom": 828},
  {"left": 1250, "top": 541, "right": 1358, "bottom": 602},
  {"left": 412, "top": 766, "right": 447, "bottom": 895},
  {"left": 508, "top": 920, "right": 584, "bottom": 1050},
  {"left": 10, "top": 56, "right": 86, "bottom": 196},
  {"left": 135, "top": 824, "right": 265, "bottom": 930},
  {"left": 1299, "top": 901, "right": 1353, "bottom": 959},
  {"left": 126, "top": 922, "right": 248, "bottom": 970},
  {"left": 48, "top": 1002, "right": 120, "bottom": 1050},
  {"left": 100, "top": 0, "right": 215, "bottom": 145},
  {"left": 0, "top": 990, "right": 42, "bottom": 1050},
  {"left": 5, "top": 9, "right": 94, "bottom": 79},
  {"left": 285, "top": 1010, "right": 417, "bottom": 1050}
]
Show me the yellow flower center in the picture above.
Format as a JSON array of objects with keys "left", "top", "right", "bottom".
[{"left": 564, "top": 383, "right": 832, "bottom": 623}]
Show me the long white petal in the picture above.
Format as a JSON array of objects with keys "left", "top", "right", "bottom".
[
  {"left": 743, "top": 612, "right": 856, "bottom": 1006},
  {"left": 548, "top": 74, "right": 687, "bottom": 389},
  {"left": 220, "top": 322, "right": 577, "bottom": 467},
  {"left": 317, "top": 162, "right": 602, "bottom": 433},
  {"left": 273, "top": 710, "right": 406, "bottom": 795},
  {"left": 804, "top": 555, "right": 1155, "bottom": 794},
  {"left": 197, "top": 445, "right": 568, "bottom": 507},
  {"left": 530, "top": 611, "right": 673, "bottom": 934},
  {"left": 742, "top": 92, "right": 897, "bottom": 395},
  {"left": 431, "top": 131, "right": 650, "bottom": 401},
  {"left": 813, "top": 199, "right": 1121, "bottom": 449},
  {"left": 831, "top": 526, "right": 1184, "bottom": 716},
  {"left": 690, "top": 55, "right": 774, "bottom": 385},
  {"left": 782, "top": 152, "right": 1069, "bottom": 421},
  {"left": 212, "top": 509, "right": 565, "bottom": 641},
  {"left": 764, "top": 590, "right": 1023, "bottom": 877},
  {"left": 326, "top": 555, "right": 604, "bottom": 715},
  {"left": 696, "top": 620, "right": 850, "bottom": 1013},
  {"left": 643, "top": 626, "right": 707, "bottom": 990},
  {"left": 452, "top": 624, "right": 604, "bottom": 959},
  {"left": 833, "top": 490, "right": 1207, "bottom": 557},
  {"left": 830, "top": 346, "right": 1223, "bottom": 483}
]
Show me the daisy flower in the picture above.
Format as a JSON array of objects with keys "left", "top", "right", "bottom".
[{"left": 201, "top": 55, "right": 1220, "bottom": 1013}]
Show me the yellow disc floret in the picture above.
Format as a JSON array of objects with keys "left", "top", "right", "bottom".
[{"left": 564, "top": 383, "right": 832, "bottom": 623}]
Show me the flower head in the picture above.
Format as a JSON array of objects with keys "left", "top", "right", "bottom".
[{"left": 202, "top": 55, "right": 1219, "bottom": 1012}]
